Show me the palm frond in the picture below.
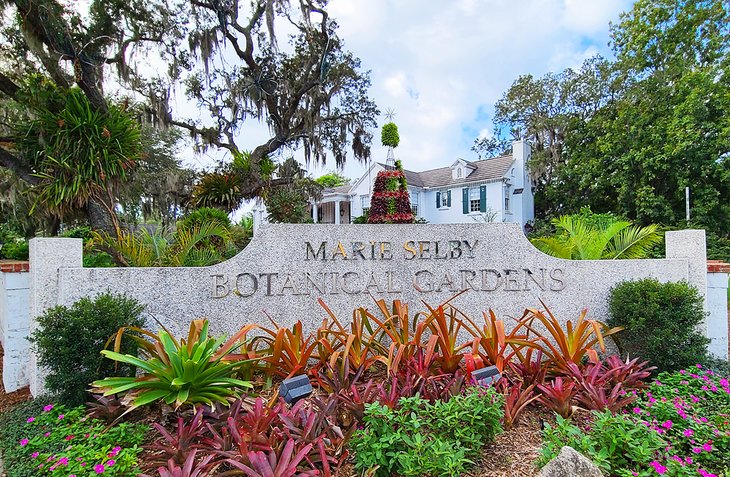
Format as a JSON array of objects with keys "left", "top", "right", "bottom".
[{"left": 604, "top": 224, "right": 662, "bottom": 259}]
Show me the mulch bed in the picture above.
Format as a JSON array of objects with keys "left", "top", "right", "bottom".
[
  {"left": 467, "top": 407, "right": 549, "bottom": 477},
  {"left": 0, "top": 343, "right": 31, "bottom": 413}
]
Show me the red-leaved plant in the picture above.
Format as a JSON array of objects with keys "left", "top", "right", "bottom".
[
  {"left": 502, "top": 383, "right": 539, "bottom": 430},
  {"left": 537, "top": 377, "right": 577, "bottom": 418}
]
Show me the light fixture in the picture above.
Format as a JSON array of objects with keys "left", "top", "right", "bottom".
[
  {"left": 472, "top": 365, "right": 501, "bottom": 387},
  {"left": 279, "top": 375, "right": 312, "bottom": 404}
]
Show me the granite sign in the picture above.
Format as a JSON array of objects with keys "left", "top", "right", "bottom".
[{"left": 28, "top": 224, "right": 708, "bottom": 395}]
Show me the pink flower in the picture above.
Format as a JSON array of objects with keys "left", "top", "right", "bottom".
[
  {"left": 649, "top": 461, "right": 667, "bottom": 474},
  {"left": 44, "top": 432, "right": 50, "bottom": 437},
  {"left": 57, "top": 457, "right": 69, "bottom": 466},
  {"left": 633, "top": 407, "right": 642, "bottom": 414},
  {"left": 692, "top": 447, "right": 703, "bottom": 453},
  {"left": 699, "top": 469, "right": 718, "bottom": 477},
  {"left": 662, "top": 420, "right": 673, "bottom": 429},
  {"left": 26, "top": 417, "right": 35, "bottom": 423},
  {"left": 94, "top": 464, "right": 105, "bottom": 474},
  {"left": 702, "top": 442, "right": 712, "bottom": 451},
  {"left": 58, "top": 414, "right": 65, "bottom": 420},
  {"left": 31, "top": 452, "right": 39, "bottom": 458},
  {"left": 43, "top": 405, "right": 53, "bottom": 412},
  {"left": 19, "top": 438, "right": 28, "bottom": 447},
  {"left": 107, "top": 460, "right": 115, "bottom": 466},
  {"left": 684, "top": 429, "right": 694, "bottom": 437},
  {"left": 65, "top": 435, "right": 74, "bottom": 441}
]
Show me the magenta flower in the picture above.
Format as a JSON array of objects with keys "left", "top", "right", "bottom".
[
  {"left": 692, "top": 447, "right": 703, "bottom": 453},
  {"left": 19, "top": 438, "right": 28, "bottom": 447},
  {"left": 661, "top": 420, "right": 673, "bottom": 429},
  {"left": 107, "top": 460, "right": 115, "bottom": 466},
  {"left": 31, "top": 452, "right": 39, "bottom": 458},
  {"left": 57, "top": 457, "right": 69, "bottom": 466},
  {"left": 65, "top": 435, "right": 74, "bottom": 441},
  {"left": 94, "top": 463, "right": 105, "bottom": 474},
  {"left": 58, "top": 414, "right": 65, "bottom": 420},
  {"left": 683, "top": 429, "right": 694, "bottom": 437},
  {"left": 43, "top": 405, "right": 53, "bottom": 412},
  {"left": 44, "top": 432, "right": 50, "bottom": 437},
  {"left": 702, "top": 442, "right": 712, "bottom": 451},
  {"left": 699, "top": 469, "right": 717, "bottom": 477},
  {"left": 649, "top": 460, "right": 667, "bottom": 474},
  {"left": 633, "top": 407, "right": 642, "bottom": 414},
  {"left": 26, "top": 416, "right": 35, "bottom": 423}
]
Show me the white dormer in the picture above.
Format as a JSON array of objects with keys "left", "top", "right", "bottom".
[{"left": 450, "top": 159, "right": 476, "bottom": 180}]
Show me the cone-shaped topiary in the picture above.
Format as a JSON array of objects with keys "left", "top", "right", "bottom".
[
  {"left": 381, "top": 122, "right": 400, "bottom": 148},
  {"left": 368, "top": 159, "right": 414, "bottom": 224}
]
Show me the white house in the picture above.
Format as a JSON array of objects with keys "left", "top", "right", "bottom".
[{"left": 252, "top": 140, "right": 534, "bottom": 231}]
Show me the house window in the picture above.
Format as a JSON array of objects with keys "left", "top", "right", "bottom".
[
  {"left": 457, "top": 168, "right": 462, "bottom": 178},
  {"left": 504, "top": 188, "right": 510, "bottom": 211},
  {"left": 469, "top": 187, "right": 481, "bottom": 212},
  {"left": 411, "top": 192, "right": 419, "bottom": 216},
  {"left": 437, "top": 190, "right": 451, "bottom": 208},
  {"left": 360, "top": 195, "right": 370, "bottom": 216}
]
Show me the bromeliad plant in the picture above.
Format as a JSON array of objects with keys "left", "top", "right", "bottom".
[
  {"left": 519, "top": 300, "right": 623, "bottom": 374},
  {"left": 92, "top": 320, "right": 255, "bottom": 409}
]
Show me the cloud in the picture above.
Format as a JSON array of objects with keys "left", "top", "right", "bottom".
[{"left": 317, "top": 0, "right": 633, "bottom": 183}]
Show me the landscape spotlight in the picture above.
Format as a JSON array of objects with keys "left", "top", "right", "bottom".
[
  {"left": 279, "top": 374, "right": 313, "bottom": 405},
  {"left": 472, "top": 365, "right": 501, "bottom": 387}
]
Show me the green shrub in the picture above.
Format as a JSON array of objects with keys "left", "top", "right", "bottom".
[
  {"left": 0, "top": 402, "right": 146, "bottom": 477},
  {"left": 351, "top": 388, "right": 503, "bottom": 477},
  {"left": 177, "top": 207, "right": 232, "bottom": 230},
  {"left": 539, "top": 411, "right": 667, "bottom": 475},
  {"left": 1, "top": 240, "right": 29, "bottom": 260},
  {"left": 381, "top": 122, "right": 400, "bottom": 148},
  {"left": 28, "top": 293, "right": 146, "bottom": 406},
  {"left": 82, "top": 251, "right": 116, "bottom": 267},
  {"left": 608, "top": 279, "right": 709, "bottom": 373}
]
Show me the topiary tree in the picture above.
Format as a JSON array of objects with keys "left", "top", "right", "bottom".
[
  {"left": 368, "top": 159, "right": 414, "bottom": 224},
  {"left": 608, "top": 279, "right": 709, "bottom": 373},
  {"left": 381, "top": 122, "right": 400, "bottom": 148}
]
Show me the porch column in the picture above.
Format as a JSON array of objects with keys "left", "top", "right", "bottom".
[
  {"left": 311, "top": 201, "right": 318, "bottom": 223},
  {"left": 335, "top": 200, "right": 341, "bottom": 225}
]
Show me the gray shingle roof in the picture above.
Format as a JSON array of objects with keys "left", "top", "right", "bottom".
[{"left": 378, "top": 155, "right": 514, "bottom": 189}]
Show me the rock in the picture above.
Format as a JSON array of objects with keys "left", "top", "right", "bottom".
[{"left": 539, "top": 446, "right": 603, "bottom": 477}]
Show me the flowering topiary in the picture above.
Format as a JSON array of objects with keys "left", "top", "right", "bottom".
[{"left": 368, "top": 161, "right": 414, "bottom": 224}]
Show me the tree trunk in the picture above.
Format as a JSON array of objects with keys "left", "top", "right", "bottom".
[{"left": 86, "top": 198, "right": 116, "bottom": 235}]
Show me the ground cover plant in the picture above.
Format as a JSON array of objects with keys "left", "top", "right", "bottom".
[
  {"left": 0, "top": 401, "right": 146, "bottom": 477},
  {"left": 351, "top": 389, "right": 504, "bottom": 477},
  {"left": 539, "top": 365, "right": 730, "bottom": 476}
]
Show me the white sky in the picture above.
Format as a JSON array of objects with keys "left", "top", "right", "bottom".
[{"left": 305, "top": 0, "right": 633, "bottom": 180}]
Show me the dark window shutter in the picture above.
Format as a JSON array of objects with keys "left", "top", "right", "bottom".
[
  {"left": 447, "top": 190, "right": 452, "bottom": 207},
  {"left": 436, "top": 191, "right": 441, "bottom": 208},
  {"left": 462, "top": 188, "right": 469, "bottom": 214},
  {"left": 479, "top": 185, "right": 487, "bottom": 212}
]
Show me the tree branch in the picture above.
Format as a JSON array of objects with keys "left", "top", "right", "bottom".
[
  {"left": 0, "top": 146, "right": 39, "bottom": 185},
  {"left": 168, "top": 119, "right": 238, "bottom": 153},
  {"left": 0, "top": 73, "right": 20, "bottom": 98}
]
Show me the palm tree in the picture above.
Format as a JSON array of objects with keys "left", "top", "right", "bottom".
[
  {"left": 93, "top": 222, "right": 231, "bottom": 267},
  {"left": 530, "top": 214, "right": 662, "bottom": 260}
]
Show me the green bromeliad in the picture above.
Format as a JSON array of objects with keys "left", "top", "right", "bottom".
[{"left": 92, "top": 320, "right": 253, "bottom": 410}]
